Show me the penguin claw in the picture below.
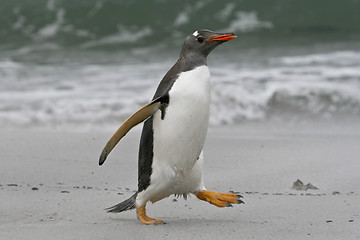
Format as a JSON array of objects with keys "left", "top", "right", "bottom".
[
  {"left": 235, "top": 194, "right": 245, "bottom": 204},
  {"left": 230, "top": 190, "right": 243, "bottom": 198},
  {"left": 195, "top": 190, "right": 245, "bottom": 208}
]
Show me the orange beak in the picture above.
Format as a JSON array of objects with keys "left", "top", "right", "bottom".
[{"left": 207, "top": 34, "right": 237, "bottom": 42}]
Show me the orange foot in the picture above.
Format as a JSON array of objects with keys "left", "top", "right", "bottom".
[
  {"left": 195, "top": 190, "right": 244, "bottom": 207},
  {"left": 136, "top": 205, "right": 164, "bottom": 225}
]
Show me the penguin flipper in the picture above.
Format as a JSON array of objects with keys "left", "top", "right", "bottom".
[{"left": 99, "top": 96, "right": 166, "bottom": 166}]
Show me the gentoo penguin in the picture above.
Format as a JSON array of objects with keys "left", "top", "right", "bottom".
[{"left": 99, "top": 29, "right": 243, "bottom": 224}]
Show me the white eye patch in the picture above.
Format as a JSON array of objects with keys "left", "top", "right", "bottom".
[{"left": 193, "top": 31, "right": 199, "bottom": 36}]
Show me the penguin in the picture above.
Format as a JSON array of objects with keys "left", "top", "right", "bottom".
[{"left": 99, "top": 29, "right": 244, "bottom": 225}]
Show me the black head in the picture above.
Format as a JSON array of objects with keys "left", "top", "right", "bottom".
[{"left": 179, "top": 29, "right": 237, "bottom": 60}]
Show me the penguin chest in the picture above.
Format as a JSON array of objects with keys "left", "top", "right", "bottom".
[{"left": 152, "top": 65, "right": 210, "bottom": 184}]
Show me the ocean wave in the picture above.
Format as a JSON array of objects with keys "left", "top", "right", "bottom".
[
  {"left": 173, "top": 2, "right": 206, "bottom": 27},
  {"left": 210, "top": 76, "right": 360, "bottom": 125},
  {"left": 36, "top": 8, "right": 65, "bottom": 39},
  {"left": 278, "top": 51, "right": 360, "bottom": 66},
  {"left": 82, "top": 26, "right": 153, "bottom": 48},
  {"left": 209, "top": 51, "right": 360, "bottom": 124},
  {"left": 218, "top": 11, "right": 273, "bottom": 33},
  {"left": 2, "top": 0, "right": 360, "bottom": 49},
  {"left": 1, "top": 48, "right": 360, "bottom": 129}
]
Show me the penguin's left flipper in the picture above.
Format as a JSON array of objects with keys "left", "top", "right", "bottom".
[
  {"left": 195, "top": 190, "right": 245, "bottom": 207},
  {"left": 99, "top": 95, "right": 168, "bottom": 166}
]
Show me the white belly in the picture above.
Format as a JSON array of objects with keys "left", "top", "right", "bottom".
[{"left": 147, "top": 65, "right": 210, "bottom": 201}]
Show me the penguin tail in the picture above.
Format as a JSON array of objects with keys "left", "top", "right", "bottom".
[{"left": 106, "top": 192, "right": 138, "bottom": 213}]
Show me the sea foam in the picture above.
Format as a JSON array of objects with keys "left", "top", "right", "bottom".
[{"left": 1, "top": 49, "right": 360, "bottom": 130}]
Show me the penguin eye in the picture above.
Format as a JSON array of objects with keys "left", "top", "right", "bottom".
[{"left": 197, "top": 36, "right": 205, "bottom": 43}]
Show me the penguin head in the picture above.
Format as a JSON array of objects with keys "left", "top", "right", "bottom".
[{"left": 180, "top": 30, "right": 237, "bottom": 59}]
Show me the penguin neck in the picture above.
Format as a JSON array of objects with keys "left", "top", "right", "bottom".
[{"left": 178, "top": 52, "right": 207, "bottom": 71}]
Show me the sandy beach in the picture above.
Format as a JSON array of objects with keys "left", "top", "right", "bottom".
[{"left": 0, "top": 121, "right": 359, "bottom": 239}]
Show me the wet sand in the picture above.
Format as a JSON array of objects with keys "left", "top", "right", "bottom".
[{"left": 1, "top": 122, "right": 359, "bottom": 239}]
